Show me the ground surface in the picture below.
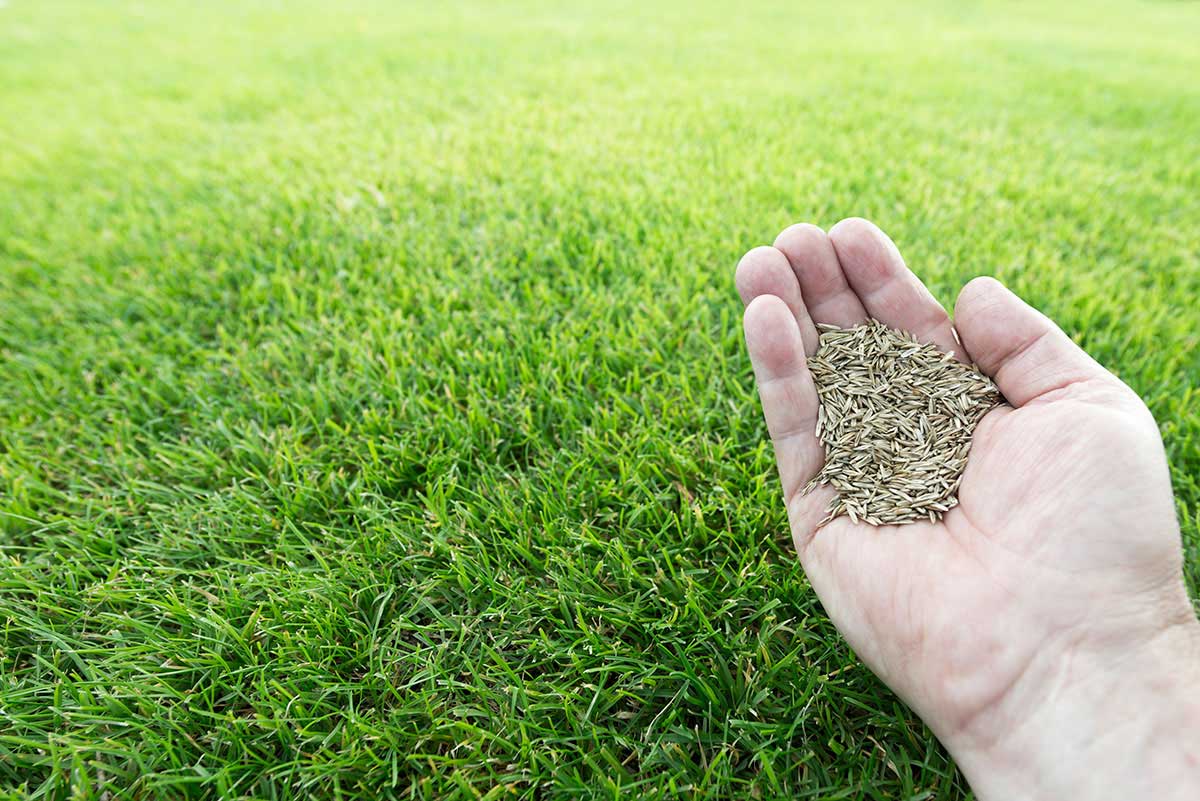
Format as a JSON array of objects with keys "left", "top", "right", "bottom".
[{"left": 2, "top": 0, "right": 1199, "bottom": 798}]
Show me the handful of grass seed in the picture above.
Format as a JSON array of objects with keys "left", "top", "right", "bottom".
[{"left": 806, "top": 320, "right": 1002, "bottom": 527}]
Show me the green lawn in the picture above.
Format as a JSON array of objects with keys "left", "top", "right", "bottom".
[{"left": 2, "top": 0, "right": 1199, "bottom": 797}]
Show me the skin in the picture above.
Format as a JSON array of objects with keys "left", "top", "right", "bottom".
[{"left": 736, "top": 218, "right": 1200, "bottom": 799}]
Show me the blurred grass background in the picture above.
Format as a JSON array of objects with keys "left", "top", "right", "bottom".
[{"left": 2, "top": 0, "right": 1199, "bottom": 798}]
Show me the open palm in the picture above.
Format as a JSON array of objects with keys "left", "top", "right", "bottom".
[{"left": 736, "top": 219, "right": 1192, "bottom": 763}]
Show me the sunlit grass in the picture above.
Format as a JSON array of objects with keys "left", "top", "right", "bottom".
[{"left": 2, "top": 0, "right": 1199, "bottom": 797}]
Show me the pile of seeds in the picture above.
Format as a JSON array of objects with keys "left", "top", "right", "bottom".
[{"left": 805, "top": 320, "right": 1002, "bottom": 526}]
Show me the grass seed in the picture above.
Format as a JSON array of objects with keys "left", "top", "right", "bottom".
[{"left": 805, "top": 320, "right": 1003, "bottom": 526}]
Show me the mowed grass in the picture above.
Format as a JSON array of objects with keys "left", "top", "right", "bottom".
[{"left": 2, "top": 0, "right": 1199, "bottom": 797}]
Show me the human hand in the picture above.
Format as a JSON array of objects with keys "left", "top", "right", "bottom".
[{"left": 736, "top": 219, "right": 1200, "bottom": 799}]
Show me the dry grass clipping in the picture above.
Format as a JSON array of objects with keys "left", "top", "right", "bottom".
[{"left": 806, "top": 320, "right": 1003, "bottom": 526}]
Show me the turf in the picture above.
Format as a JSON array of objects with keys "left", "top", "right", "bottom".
[{"left": 2, "top": 0, "right": 1199, "bottom": 797}]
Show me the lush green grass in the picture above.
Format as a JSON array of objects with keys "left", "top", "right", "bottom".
[{"left": 2, "top": 0, "right": 1199, "bottom": 797}]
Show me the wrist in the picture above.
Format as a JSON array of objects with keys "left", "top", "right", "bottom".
[{"left": 946, "top": 613, "right": 1200, "bottom": 801}]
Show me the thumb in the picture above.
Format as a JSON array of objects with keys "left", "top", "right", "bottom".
[{"left": 954, "top": 277, "right": 1114, "bottom": 407}]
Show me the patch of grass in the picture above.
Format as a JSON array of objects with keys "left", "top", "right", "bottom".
[{"left": 2, "top": 0, "right": 1198, "bottom": 797}]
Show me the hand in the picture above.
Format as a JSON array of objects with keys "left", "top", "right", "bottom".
[{"left": 736, "top": 218, "right": 1200, "bottom": 799}]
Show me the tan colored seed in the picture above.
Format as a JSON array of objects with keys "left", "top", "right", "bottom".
[{"left": 805, "top": 319, "right": 1002, "bottom": 526}]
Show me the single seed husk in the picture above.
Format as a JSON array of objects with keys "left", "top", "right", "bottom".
[{"left": 805, "top": 320, "right": 1003, "bottom": 527}]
